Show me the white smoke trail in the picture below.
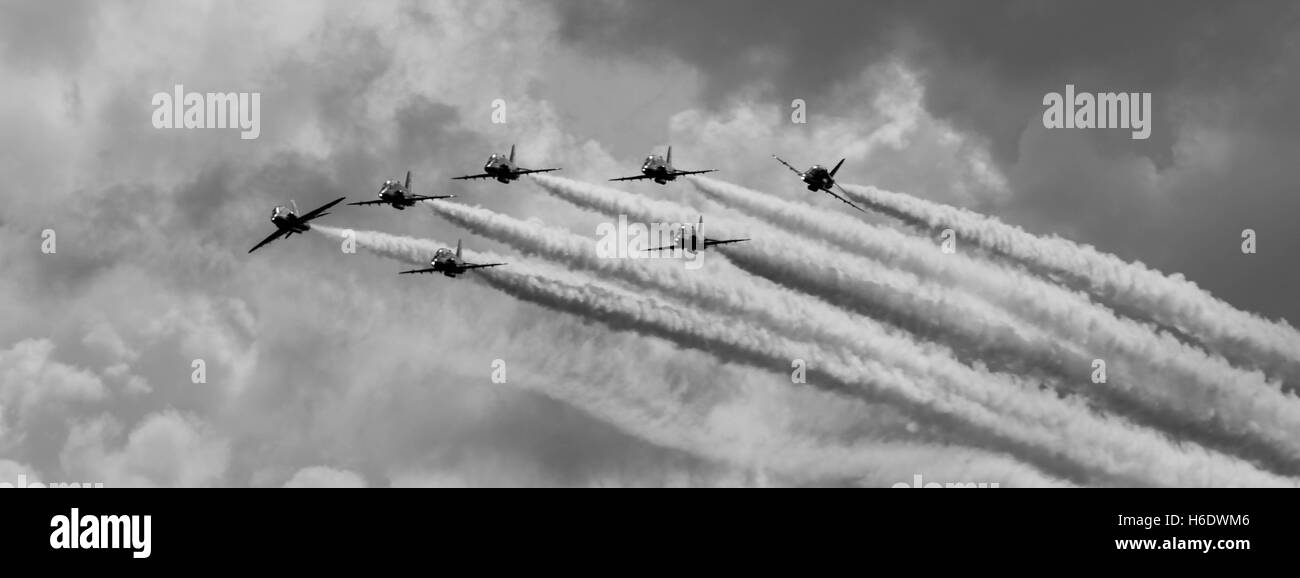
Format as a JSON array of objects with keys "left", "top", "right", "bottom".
[
  {"left": 522, "top": 174, "right": 1050, "bottom": 376},
  {"left": 424, "top": 192, "right": 1296, "bottom": 486},
  {"left": 531, "top": 382, "right": 1072, "bottom": 487},
  {"left": 838, "top": 182, "right": 1300, "bottom": 385},
  {"left": 688, "top": 176, "right": 1300, "bottom": 470},
  {"left": 513, "top": 330, "right": 1072, "bottom": 487},
  {"left": 312, "top": 223, "right": 921, "bottom": 435},
  {"left": 424, "top": 200, "right": 1071, "bottom": 389},
  {"left": 313, "top": 224, "right": 1067, "bottom": 486},
  {"left": 534, "top": 175, "right": 1300, "bottom": 471}
]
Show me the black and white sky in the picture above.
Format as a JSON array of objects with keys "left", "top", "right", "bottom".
[{"left": 1, "top": 0, "right": 1298, "bottom": 487}]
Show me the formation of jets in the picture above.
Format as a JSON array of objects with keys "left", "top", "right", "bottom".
[{"left": 248, "top": 145, "right": 877, "bottom": 274}]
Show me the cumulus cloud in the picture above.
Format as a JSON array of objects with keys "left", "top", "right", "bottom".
[
  {"left": 59, "top": 410, "right": 231, "bottom": 487},
  {"left": 0, "top": 339, "right": 106, "bottom": 434}
]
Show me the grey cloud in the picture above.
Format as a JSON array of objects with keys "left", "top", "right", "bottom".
[
  {"left": 549, "top": 0, "right": 1300, "bottom": 325},
  {"left": 0, "top": 0, "right": 99, "bottom": 72},
  {"left": 551, "top": 0, "right": 1300, "bottom": 165}
]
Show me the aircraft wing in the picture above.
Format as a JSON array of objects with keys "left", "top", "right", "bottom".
[
  {"left": 408, "top": 194, "right": 455, "bottom": 202},
  {"left": 513, "top": 168, "right": 560, "bottom": 176},
  {"left": 398, "top": 267, "right": 438, "bottom": 275},
  {"left": 671, "top": 169, "right": 718, "bottom": 177},
  {"left": 772, "top": 155, "right": 804, "bottom": 177},
  {"left": 704, "top": 237, "right": 750, "bottom": 248},
  {"left": 827, "top": 185, "right": 867, "bottom": 213},
  {"left": 451, "top": 173, "right": 493, "bottom": 180},
  {"left": 461, "top": 262, "right": 506, "bottom": 270},
  {"left": 299, "top": 197, "right": 347, "bottom": 221},
  {"left": 641, "top": 243, "right": 682, "bottom": 252},
  {"left": 609, "top": 174, "right": 654, "bottom": 182},
  {"left": 347, "top": 199, "right": 392, "bottom": 206},
  {"left": 248, "top": 229, "right": 289, "bottom": 254}
]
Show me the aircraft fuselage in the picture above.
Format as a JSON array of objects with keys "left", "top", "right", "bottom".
[
  {"left": 664, "top": 225, "right": 707, "bottom": 252},
  {"left": 641, "top": 155, "right": 676, "bottom": 184},
  {"left": 803, "top": 166, "right": 835, "bottom": 191},
  {"left": 429, "top": 249, "right": 470, "bottom": 277},
  {"left": 378, "top": 191, "right": 415, "bottom": 209},
  {"left": 270, "top": 210, "right": 310, "bottom": 233},
  {"left": 484, "top": 154, "right": 518, "bottom": 183},
  {"left": 377, "top": 180, "right": 414, "bottom": 208}
]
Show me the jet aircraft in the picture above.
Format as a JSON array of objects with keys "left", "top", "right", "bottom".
[
  {"left": 643, "top": 216, "right": 749, "bottom": 253},
  {"left": 772, "top": 154, "right": 865, "bottom": 212},
  {"left": 248, "top": 197, "right": 347, "bottom": 253},
  {"left": 452, "top": 145, "right": 560, "bottom": 183},
  {"left": 348, "top": 171, "right": 453, "bottom": 210},
  {"left": 609, "top": 146, "right": 716, "bottom": 184},
  {"left": 398, "top": 239, "right": 506, "bottom": 278}
]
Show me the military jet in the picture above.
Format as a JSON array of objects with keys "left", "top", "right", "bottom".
[
  {"left": 772, "top": 154, "right": 865, "bottom": 213},
  {"left": 248, "top": 197, "right": 347, "bottom": 254},
  {"left": 609, "top": 146, "right": 717, "bottom": 184},
  {"left": 348, "top": 171, "right": 453, "bottom": 210},
  {"left": 452, "top": 145, "right": 560, "bottom": 184},
  {"left": 643, "top": 216, "right": 749, "bottom": 253},
  {"left": 399, "top": 239, "right": 506, "bottom": 278}
]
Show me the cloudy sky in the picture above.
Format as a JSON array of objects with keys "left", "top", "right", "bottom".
[{"left": 1, "top": 0, "right": 1298, "bottom": 488}]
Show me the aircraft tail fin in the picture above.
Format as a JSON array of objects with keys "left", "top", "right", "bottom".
[
  {"left": 456, "top": 239, "right": 462, "bottom": 261},
  {"left": 830, "top": 158, "right": 846, "bottom": 177},
  {"left": 405, "top": 170, "right": 411, "bottom": 191},
  {"left": 509, "top": 144, "right": 515, "bottom": 163},
  {"left": 667, "top": 146, "right": 672, "bottom": 165},
  {"left": 291, "top": 200, "right": 299, "bottom": 215}
]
